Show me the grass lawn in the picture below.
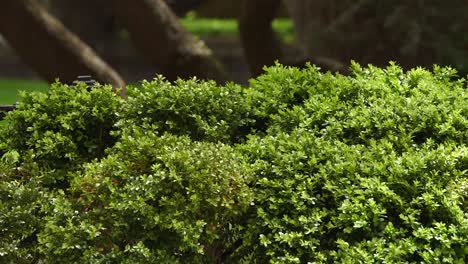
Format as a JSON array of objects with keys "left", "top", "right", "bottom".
[
  {"left": 0, "top": 79, "right": 48, "bottom": 127},
  {"left": 181, "top": 17, "right": 295, "bottom": 42},
  {"left": 0, "top": 79, "right": 48, "bottom": 105}
]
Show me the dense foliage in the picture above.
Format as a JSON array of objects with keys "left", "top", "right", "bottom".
[
  {"left": 1, "top": 82, "right": 121, "bottom": 168},
  {"left": 0, "top": 63, "right": 467, "bottom": 263}
]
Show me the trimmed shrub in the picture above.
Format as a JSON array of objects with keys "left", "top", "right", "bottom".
[
  {"left": 0, "top": 154, "right": 46, "bottom": 262},
  {"left": 237, "top": 130, "right": 467, "bottom": 263},
  {"left": 235, "top": 62, "right": 468, "bottom": 263},
  {"left": 121, "top": 77, "right": 257, "bottom": 143},
  {"left": 0, "top": 82, "right": 123, "bottom": 169},
  {"left": 36, "top": 127, "right": 252, "bottom": 263},
  {"left": 0, "top": 63, "right": 467, "bottom": 263}
]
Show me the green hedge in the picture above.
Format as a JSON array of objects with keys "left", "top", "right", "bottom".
[{"left": 0, "top": 63, "right": 467, "bottom": 263}]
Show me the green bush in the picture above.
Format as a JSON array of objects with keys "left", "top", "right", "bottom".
[
  {"left": 0, "top": 82, "right": 123, "bottom": 169},
  {"left": 0, "top": 154, "right": 46, "bottom": 262},
  {"left": 36, "top": 128, "right": 252, "bottom": 263},
  {"left": 121, "top": 77, "right": 256, "bottom": 143},
  {"left": 0, "top": 63, "right": 467, "bottom": 263},
  {"left": 236, "top": 63, "right": 468, "bottom": 263}
]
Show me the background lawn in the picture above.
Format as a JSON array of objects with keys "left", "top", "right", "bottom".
[
  {"left": 0, "top": 79, "right": 48, "bottom": 105},
  {"left": 181, "top": 17, "right": 295, "bottom": 42},
  {"left": 0, "top": 79, "right": 48, "bottom": 126}
]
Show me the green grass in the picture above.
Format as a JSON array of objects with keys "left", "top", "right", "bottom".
[
  {"left": 0, "top": 79, "right": 48, "bottom": 127},
  {"left": 181, "top": 17, "right": 296, "bottom": 42},
  {"left": 0, "top": 79, "right": 48, "bottom": 104}
]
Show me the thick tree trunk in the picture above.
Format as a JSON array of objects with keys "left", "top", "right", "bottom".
[
  {"left": 112, "top": 0, "right": 227, "bottom": 83},
  {"left": 238, "top": 0, "right": 283, "bottom": 77},
  {"left": 284, "top": 1, "right": 467, "bottom": 71},
  {"left": 45, "top": 0, "right": 117, "bottom": 50},
  {"left": 239, "top": 0, "right": 345, "bottom": 76},
  {"left": 0, "top": 0, "right": 126, "bottom": 97},
  {"left": 165, "top": 0, "right": 205, "bottom": 16}
]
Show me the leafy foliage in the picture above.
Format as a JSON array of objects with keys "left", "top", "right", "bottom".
[
  {"left": 1, "top": 82, "right": 123, "bottom": 169},
  {"left": 36, "top": 128, "right": 252, "bottom": 263},
  {"left": 0, "top": 63, "right": 467, "bottom": 262},
  {"left": 121, "top": 77, "right": 256, "bottom": 143}
]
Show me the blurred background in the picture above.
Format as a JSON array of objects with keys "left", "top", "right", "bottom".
[{"left": 0, "top": 0, "right": 467, "bottom": 104}]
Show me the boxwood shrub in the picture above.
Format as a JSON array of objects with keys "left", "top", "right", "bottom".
[
  {"left": 0, "top": 82, "right": 123, "bottom": 169},
  {"left": 120, "top": 77, "right": 257, "bottom": 143},
  {"left": 234, "top": 63, "right": 468, "bottom": 263},
  {"left": 36, "top": 127, "right": 253, "bottom": 263},
  {"left": 0, "top": 62, "right": 467, "bottom": 263}
]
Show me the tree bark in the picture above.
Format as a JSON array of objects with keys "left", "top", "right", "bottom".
[
  {"left": 112, "top": 0, "right": 227, "bottom": 83},
  {"left": 284, "top": 1, "right": 466, "bottom": 71},
  {"left": 239, "top": 0, "right": 345, "bottom": 76},
  {"left": 45, "top": 0, "right": 117, "bottom": 50},
  {"left": 238, "top": 0, "right": 283, "bottom": 77},
  {"left": 165, "top": 0, "right": 205, "bottom": 16},
  {"left": 0, "top": 0, "right": 126, "bottom": 97}
]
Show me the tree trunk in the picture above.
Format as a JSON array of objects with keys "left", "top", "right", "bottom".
[
  {"left": 238, "top": 0, "right": 283, "bottom": 77},
  {"left": 239, "top": 0, "right": 345, "bottom": 76},
  {"left": 112, "top": 0, "right": 227, "bottom": 83},
  {"left": 44, "top": 0, "right": 117, "bottom": 51},
  {"left": 0, "top": 0, "right": 126, "bottom": 97},
  {"left": 284, "top": 1, "right": 468, "bottom": 71},
  {"left": 165, "top": 0, "right": 205, "bottom": 16}
]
